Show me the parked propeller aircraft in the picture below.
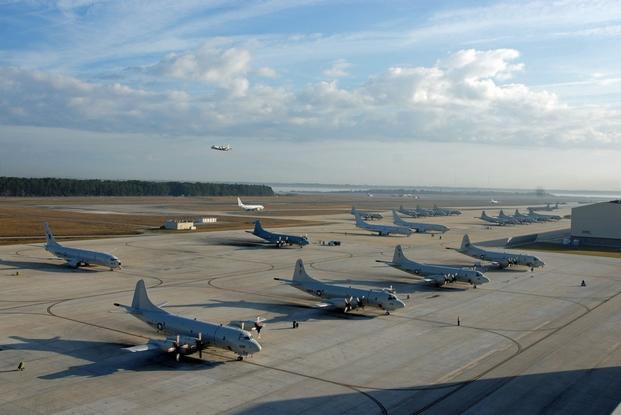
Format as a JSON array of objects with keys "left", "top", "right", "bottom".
[
  {"left": 114, "top": 280, "right": 262, "bottom": 361},
  {"left": 237, "top": 197, "right": 264, "bottom": 211},
  {"left": 211, "top": 144, "right": 232, "bottom": 151},
  {"left": 354, "top": 214, "right": 412, "bottom": 236},
  {"left": 44, "top": 223, "right": 121, "bottom": 270},
  {"left": 397, "top": 205, "right": 419, "bottom": 217},
  {"left": 351, "top": 207, "right": 383, "bottom": 220},
  {"left": 433, "top": 204, "right": 462, "bottom": 216},
  {"left": 392, "top": 210, "right": 449, "bottom": 234},
  {"left": 274, "top": 259, "right": 405, "bottom": 315},
  {"left": 449, "top": 235, "right": 545, "bottom": 271},
  {"left": 498, "top": 210, "right": 520, "bottom": 224},
  {"left": 528, "top": 203, "right": 559, "bottom": 211},
  {"left": 527, "top": 209, "right": 561, "bottom": 221},
  {"left": 377, "top": 245, "right": 489, "bottom": 287},
  {"left": 248, "top": 220, "right": 309, "bottom": 247},
  {"left": 479, "top": 211, "right": 512, "bottom": 226},
  {"left": 513, "top": 209, "right": 537, "bottom": 223}
]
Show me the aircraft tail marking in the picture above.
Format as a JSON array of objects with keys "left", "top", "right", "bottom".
[
  {"left": 292, "top": 259, "right": 316, "bottom": 283},
  {"left": 44, "top": 223, "right": 59, "bottom": 247},
  {"left": 461, "top": 234, "right": 471, "bottom": 250},
  {"left": 392, "top": 245, "right": 407, "bottom": 265}
]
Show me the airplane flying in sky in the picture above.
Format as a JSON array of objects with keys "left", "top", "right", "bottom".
[
  {"left": 449, "top": 235, "right": 545, "bottom": 271},
  {"left": 354, "top": 213, "right": 412, "bottom": 236},
  {"left": 391, "top": 210, "right": 449, "bottom": 234},
  {"left": 237, "top": 197, "right": 264, "bottom": 211},
  {"left": 248, "top": 220, "right": 309, "bottom": 247},
  {"left": 274, "top": 259, "right": 405, "bottom": 315},
  {"left": 115, "top": 280, "right": 262, "bottom": 361},
  {"left": 351, "top": 206, "right": 383, "bottom": 220},
  {"left": 211, "top": 144, "right": 232, "bottom": 151},
  {"left": 44, "top": 223, "right": 121, "bottom": 270},
  {"left": 377, "top": 245, "right": 489, "bottom": 287}
]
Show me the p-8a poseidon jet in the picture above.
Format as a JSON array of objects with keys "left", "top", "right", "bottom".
[
  {"left": 115, "top": 280, "right": 261, "bottom": 361},
  {"left": 44, "top": 223, "right": 121, "bottom": 270},
  {"left": 274, "top": 259, "right": 405, "bottom": 315}
]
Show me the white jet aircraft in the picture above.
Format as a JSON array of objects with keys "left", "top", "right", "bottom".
[
  {"left": 211, "top": 144, "right": 232, "bottom": 151},
  {"left": 115, "top": 280, "right": 262, "bottom": 361},
  {"left": 237, "top": 197, "right": 264, "bottom": 211},
  {"left": 44, "top": 223, "right": 121, "bottom": 270}
]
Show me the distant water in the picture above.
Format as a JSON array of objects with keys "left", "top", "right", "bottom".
[{"left": 551, "top": 192, "right": 620, "bottom": 199}]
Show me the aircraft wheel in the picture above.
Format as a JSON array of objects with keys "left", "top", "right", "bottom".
[
  {"left": 385, "top": 311, "right": 390, "bottom": 315},
  {"left": 237, "top": 355, "right": 244, "bottom": 361}
]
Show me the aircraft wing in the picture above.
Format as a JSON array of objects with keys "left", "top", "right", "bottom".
[
  {"left": 423, "top": 275, "right": 448, "bottom": 285},
  {"left": 123, "top": 342, "right": 162, "bottom": 353}
]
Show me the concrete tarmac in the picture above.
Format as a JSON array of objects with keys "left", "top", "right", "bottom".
[{"left": 0, "top": 205, "right": 619, "bottom": 414}]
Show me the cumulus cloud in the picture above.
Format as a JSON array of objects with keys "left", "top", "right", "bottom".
[
  {"left": 0, "top": 48, "right": 619, "bottom": 147},
  {"left": 256, "top": 66, "right": 278, "bottom": 78},
  {"left": 323, "top": 59, "right": 351, "bottom": 78},
  {"left": 152, "top": 46, "right": 252, "bottom": 97}
]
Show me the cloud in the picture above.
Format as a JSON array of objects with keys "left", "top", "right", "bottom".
[
  {"left": 256, "top": 66, "right": 277, "bottom": 78},
  {"left": 152, "top": 46, "right": 252, "bottom": 97},
  {"left": 323, "top": 59, "right": 351, "bottom": 78},
  {"left": 0, "top": 48, "right": 619, "bottom": 148}
]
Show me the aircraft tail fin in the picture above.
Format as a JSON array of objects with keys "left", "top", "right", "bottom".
[
  {"left": 237, "top": 197, "right": 243, "bottom": 207},
  {"left": 461, "top": 234, "right": 471, "bottom": 250},
  {"left": 130, "top": 280, "right": 160, "bottom": 312},
  {"left": 253, "top": 220, "right": 264, "bottom": 234},
  {"left": 44, "top": 223, "right": 59, "bottom": 247},
  {"left": 481, "top": 211, "right": 487, "bottom": 218},
  {"left": 292, "top": 259, "right": 316, "bottom": 283},
  {"left": 392, "top": 245, "right": 407, "bottom": 265},
  {"left": 514, "top": 209, "right": 520, "bottom": 216}
]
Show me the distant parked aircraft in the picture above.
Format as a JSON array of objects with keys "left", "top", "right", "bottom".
[
  {"left": 433, "top": 204, "right": 462, "bottom": 216},
  {"left": 479, "top": 211, "right": 511, "bottom": 226},
  {"left": 527, "top": 203, "right": 559, "bottom": 211},
  {"left": 351, "top": 207, "right": 383, "bottom": 220},
  {"left": 527, "top": 209, "right": 561, "bottom": 221},
  {"left": 449, "top": 235, "right": 544, "bottom": 271},
  {"left": 490, "top": 199, "right": 500, "bottom": 205},
  {"left": 274, "top": 259, "right": 405, "bottom": 315},
  {"left": 248, "top": 220, "right": 309, "bottom": 247},
  {"left": 513, "top": 209, "right": 537, "bottom": 223},
  {"left": 115, "top": 280, "right": 261, "bottom": 361},
  {"left": 354, "top": 214, "right": 412, "bottom": 236},
  {"left": 238, "top": 197, "right": 264, "bottom": 211},
  {"left": 377, "top": 245, "right": 489, "bottom": 287},
  {"left": 44, "top": 223, "right": 121, "bottom": 270},
  {"left": 498, "top": 209, "right": 521, "bottom": 224},
  {"left": 211, "top": 145, "right": 232, "bottom": 151},
  {"left": 391, "top": 210, "right": 449, "bottom": 234},
  {"left": 397, "top": 205, "right": 419, "bottom": 217}
]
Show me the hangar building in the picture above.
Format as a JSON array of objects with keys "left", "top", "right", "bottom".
[{"left": 571, "top": 200, "right": 621, "bottom": 248}]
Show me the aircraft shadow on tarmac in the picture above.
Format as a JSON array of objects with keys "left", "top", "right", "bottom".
[
  {"left": 164, "top": 299, "right": 375, "bottom": 325},
  {"left": 0, "top": 258, "right": 98, "bottom": 273},
  {"left": 234, "top": 366, "right": 621, "bottom": 415},
  {"left": 321, "top": 278, "right": 468, "bottom": 294},
  {"left": 2, "top": 336, "right": 222, "bottom": 379}
]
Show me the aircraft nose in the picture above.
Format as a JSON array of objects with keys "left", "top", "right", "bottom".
[
  {"left": 395, "top": 299, "right": 406, "bottom": 309},
  {"left": 251, "top": 340, "right": 262, "bottom": 353}
]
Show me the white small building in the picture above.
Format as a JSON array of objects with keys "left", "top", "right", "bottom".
[
  {"left": 194, "top": 217, "right": 218, "bottom": 225},
  {"left": 164, "top": 220, "right": 196, "bottom": 230}
]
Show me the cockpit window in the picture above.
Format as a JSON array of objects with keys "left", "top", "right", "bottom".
[{"left": 388, "top": 295, "right": 397, "bottom": 300}]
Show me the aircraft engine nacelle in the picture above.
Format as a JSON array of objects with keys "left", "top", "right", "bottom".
[
  {"left": 331, "top": 297, "right": 355, "bottom": 312},
  {"left": 162, "top": 335, "right": 197, "bottom": 357}
]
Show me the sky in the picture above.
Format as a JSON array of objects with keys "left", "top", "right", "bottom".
[{"left": 1, "top": 0, "right": 621, "bottom": 190}]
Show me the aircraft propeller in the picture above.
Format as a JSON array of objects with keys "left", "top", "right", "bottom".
[{"left": 167, "top": 334, "right": 191, "bottom": 362}]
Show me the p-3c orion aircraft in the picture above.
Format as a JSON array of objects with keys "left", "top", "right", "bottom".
[
  {"left": 449, "top": 235, "right": 545, "bottom": 271},
  {"left": 354, "top": 214, "right": 412, "bottom": 236},
  {"left": 248, "top": 220, "right": 309, "bottom": 247},
  {"left": 44, "top": 223, "right": 121, "bottom": 270},
  {"left": 377, "top": 245, "right": 489, "bottom": 287},
  {"left": 392, "top": 210, "right": 449, "bottom": 234},
  {"left": 351, "top": 206, "right": 383, "bottom": 220},
  {"left": 115, "top": 280, "right": 262, "bottom": 361},
  {"left": 274, "top": 259, "right": 405, "bottom": 314}
]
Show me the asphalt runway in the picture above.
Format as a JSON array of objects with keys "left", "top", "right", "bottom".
[{"left": 0, "top": 204, "right": 619, "bottom": 414}]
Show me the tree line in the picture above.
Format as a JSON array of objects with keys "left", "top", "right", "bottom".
[{"left": 0, "top": 177, "right": 274, "bottom": 197}]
